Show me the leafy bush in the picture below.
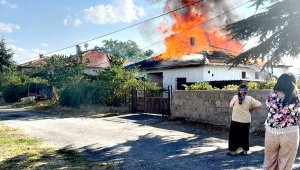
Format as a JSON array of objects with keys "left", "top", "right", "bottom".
[
  {"left": 184, "top": 82, "right": 213, "bottom": 90},
  {"left": 297, "top": 81, "right": 300, "bottom": 89},
  {"left": 1, "top": 69, "right": 49, "bottom": 103},
  {"left": 59, "top": 82, "right": 100, "bottom": 107},
  {"left": 247, "top": 82, "right": 259, "bottom": 90},
  {"left": 222, "top": 84, "right": 239, "bottom": 90},
  {"left": 259, "top": 80, "right": 275, "bottom": 89},
  {"left": 59, "top": 56, "right": 158, "bottom": 107}
]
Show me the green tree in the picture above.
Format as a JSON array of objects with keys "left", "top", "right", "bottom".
[
  {"left": 225, "top": 0, "right": 300, "bottom": 66},
  {"left": 95, "top": 39, "right": 154, "bottom": 62},
  {"left": 0, "top": 38, "right": 15, "bottom": 71},
  {"left": 39, "top": 55, "right": 85, "bottom": 89},
  {"left": 96, "top": 55, "right": 157, "bottom": 106}
]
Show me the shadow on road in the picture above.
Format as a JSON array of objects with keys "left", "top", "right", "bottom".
[
  {"left": 74, "top": 134, "right": 264, "bottom": 169},
  {"left": 2, "top": 110, "right": 300, "bottom": 169}
]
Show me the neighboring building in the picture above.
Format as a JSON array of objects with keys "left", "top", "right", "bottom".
[
  {"left": 127, "top": 51, "right": 268, "bottom": 89},
  {"left": 81, "top": 50, "right": 111, "bottom": 75},
  {"left": 290, "top": 67, "right": 300, "bottom": 80},
  {"left": 18, "top": 55, "right": 47, "bottom": 73},
  {"left": 18, "top": 50, "right": 131, "bottom": 75},
  {"left": 264, "top": 65, "right": 292, "bottom": 78}
]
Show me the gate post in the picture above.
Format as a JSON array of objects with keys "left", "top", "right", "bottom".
[
  {"left": 131, "top": 88, "right": 137, "bottom": 113},
  {"left": 167, "top": 86, "right": 171, "bottom": 116}
]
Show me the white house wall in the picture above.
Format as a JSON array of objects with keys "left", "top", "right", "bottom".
[
  {"left": 145, "top": 65, "right": 266, "bottom": 89},
  {"left": 84, "top": 68, "right": 104, "bottom": 75},
  {"left": 271, "top": 67, "right": 290, "bottom": 78},
  {"left": 147, "top": 67, "right": 205, "bottom": 89},
  {"left": 203, "top": 65, "right": 265, "bottom": 82}
]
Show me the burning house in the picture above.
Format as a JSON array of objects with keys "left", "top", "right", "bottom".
[
  {"left": 127, "top": 51, "right": 266, "bottom": 89},
  {"left": 127, "top": 0, "right": 271, "bottom": 89}
]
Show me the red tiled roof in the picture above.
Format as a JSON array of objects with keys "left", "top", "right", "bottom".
[
  {"left": 18, "top": 57, "right": 47, "bottom": 68},
  {"left": 82, "top": 51, "right": 110, "bottom": 68},
  {"left": 19, "top": 50, "right": 132, "bottom": 68},
  {"left": 83, "top": 50, "right": 132, "bottom": 68}
]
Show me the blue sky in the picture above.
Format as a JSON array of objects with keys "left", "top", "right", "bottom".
[{"left": 2, "top": 0, "right": 297, "bottom": 68}]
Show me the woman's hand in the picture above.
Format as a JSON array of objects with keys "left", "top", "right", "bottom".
[{"left": 249, "top": 106, "right": 260, "bottom": 113}]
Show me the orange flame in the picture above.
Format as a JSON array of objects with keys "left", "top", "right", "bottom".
[{"left": 155, "top": 1, "right": 242, "bottom": 60}]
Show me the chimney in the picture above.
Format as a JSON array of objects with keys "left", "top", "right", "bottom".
[
  {"left": 76, "top": 44, "right": 83, "bottom": 62},
  {"left": 190, "top": 37, "right": 195, "bottom": 46},
  {"left": 76, "top": 44, "right": 81, "bottom": 54}
]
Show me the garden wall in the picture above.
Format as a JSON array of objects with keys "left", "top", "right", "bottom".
[{"left": 171, "top": 90, "right": 271, "bottom": 132}]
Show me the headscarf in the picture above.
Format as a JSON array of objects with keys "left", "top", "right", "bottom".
[{"left": 238, "top": 84, "right": 248, "bottom": 105}]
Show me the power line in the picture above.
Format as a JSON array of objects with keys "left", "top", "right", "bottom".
[
  {"left": 90, "top": 0, "right": 251, "bottom": 68},
  {"left": 17, "top": 0, "right": 204, "bottom": 64},
  {"left": 19, "top": 0, "right": 250, "bottom": 65}
]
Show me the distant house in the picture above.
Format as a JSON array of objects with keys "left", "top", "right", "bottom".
[
  {"left": 126, "top": 51, "right": 269, "bottom": 89},
  {"left": 265, "top": 65, "right": 292, "bottom": 78},
  {"left": 18, "top": 50, "right": 131, "bottom": 75},
  {"left": 18, "top": 55, "right": 47, "bottom": 73}
]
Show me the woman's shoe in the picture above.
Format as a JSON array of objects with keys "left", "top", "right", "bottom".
[
  {"left": 226, "top": 152, "right": 237, "bottom": 156},
  {"left": 239, "top": 151, "right": 248, "bottom": 156}
]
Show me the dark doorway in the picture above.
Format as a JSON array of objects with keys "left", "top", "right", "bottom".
[
  {"left": 148, "top": 72, "right": 163, "bottom": 88},
  {"left": 176, "top": 78, "right": 186, "bottom": 90}
]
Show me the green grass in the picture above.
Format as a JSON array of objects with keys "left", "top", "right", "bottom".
[
  {"left": 6, "top": 100, "right": 124, "bottom": 118},
  {"left": 0, "top": 125, "right": 115, "bottom": 169}
]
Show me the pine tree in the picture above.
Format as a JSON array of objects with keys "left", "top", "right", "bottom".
[
  {"left": 225, "top": 0, "right": 300, "bottom": 66},
  {"left": 0, "top": 38, "right": 14, "bottom": 71}
]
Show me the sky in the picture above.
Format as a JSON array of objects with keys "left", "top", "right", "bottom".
[{"left": 1, "top": 0, "right": 299, "bottom": 69}]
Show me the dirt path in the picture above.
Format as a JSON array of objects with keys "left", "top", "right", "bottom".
[{"left": 1, "top": 108, "right": 300, "bottom": 170}]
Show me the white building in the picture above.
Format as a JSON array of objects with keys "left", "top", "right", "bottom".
[
  {"left": 265, "top": 65, "right": 292, "bottom": 78},
  {"left": 128, "top": 52, "right": 268, "bottom": 90}
]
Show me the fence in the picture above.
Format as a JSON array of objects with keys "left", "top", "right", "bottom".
[
  {"left": 171, "top": 90, "right": 271, "bottom": 132},
  {"left": 131, "top": 87, "right": 171, "bottom": 116}
]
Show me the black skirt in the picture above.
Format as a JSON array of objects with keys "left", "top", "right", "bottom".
[{"left": 228, "top": 120, "right": 250, "bottom": 151}]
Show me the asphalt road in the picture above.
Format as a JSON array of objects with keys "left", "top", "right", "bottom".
[{"left": 1, "top": 108, "right": 300, "bottom": 170}]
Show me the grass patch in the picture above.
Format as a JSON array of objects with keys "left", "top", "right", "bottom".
[
  {"left": 0, "top": 125, "right": 116, "bottom": 169},
  {"left": 2, "top": 100, "right": 126, "bottom": 118}
]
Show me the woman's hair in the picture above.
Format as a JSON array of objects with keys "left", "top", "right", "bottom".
[
  {"left": 238, "top": 84, "right": 248, "bottom": 105},
  {"left": 274, "top": 73, "right": 299, "bottom": 105}
]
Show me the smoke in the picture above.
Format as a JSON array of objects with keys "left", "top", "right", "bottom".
[
  {"left": 157, "top": 0, "right": 243, "bottom": 24},
  {"left": 140, "top": 0, "right": 243, "bottom": 40},
  {"left": 162, "top": 0, "right": 241, "bottom": 27},
  {"left": 203, "top": 0, "right": 241, "bottom": 27}
]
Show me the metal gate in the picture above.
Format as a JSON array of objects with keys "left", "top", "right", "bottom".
[{"left": 131, "top": 87, "right": 171, "bottom": 116}]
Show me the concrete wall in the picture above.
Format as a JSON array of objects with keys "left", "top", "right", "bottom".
[
  {"left": 203, "top": 65, "right": 265, "bottom": 82},
  {"left": 147, "top": 67, "right": 205, "bottom": 89},
  {"left": 145, "top": 64, "right": 267, "bottom": 89},
  {"left": 84, "top": 67, "right": 104, "bottom": 75},
  {"left": 171, "top": 90, "right": 271, "bottom": 132}
]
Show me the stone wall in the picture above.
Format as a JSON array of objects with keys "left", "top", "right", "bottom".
[{"left": 171, "top": 90, "right": 271, "bottom": 132}]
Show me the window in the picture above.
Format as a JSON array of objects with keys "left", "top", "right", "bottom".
[
  {"left": 255, "top": 72, "right": 259, "bottom": 79},
  {"left": 242, "top": 72, "right": 246, "bottom": 79},
  {"left": 176, "top": 78, "right": 186, "bottom": 90}
]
